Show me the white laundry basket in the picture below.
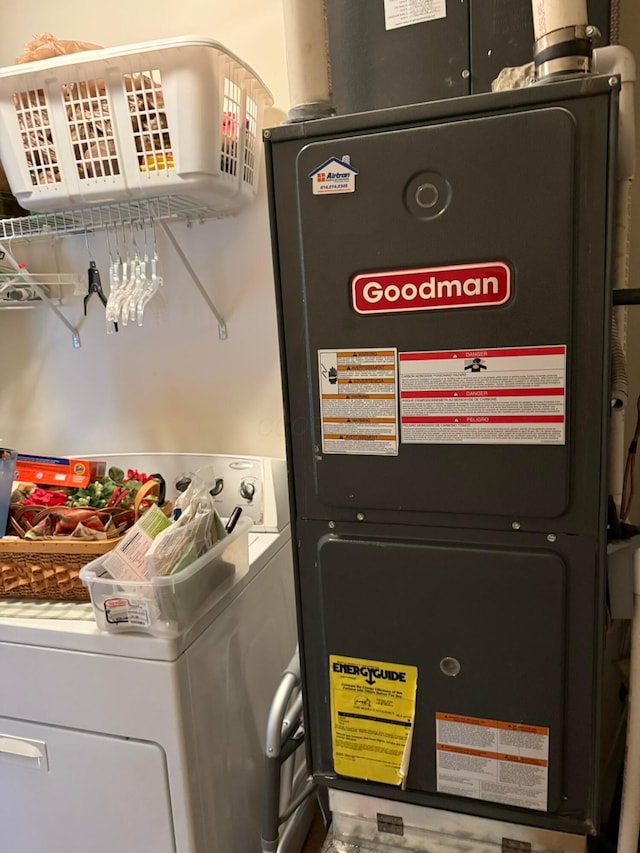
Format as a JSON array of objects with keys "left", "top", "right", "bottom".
[{"left": 0, "top": 36, "right": 273, "bottom": 212}]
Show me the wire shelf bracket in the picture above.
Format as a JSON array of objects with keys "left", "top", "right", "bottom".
[{"left": 159, "top": 220, "right": 227, "bottom": 340}]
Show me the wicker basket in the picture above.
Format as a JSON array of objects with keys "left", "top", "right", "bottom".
[
  {"left": 0, "top": 537, "right": 121, "bottom": 601},
  {"left": 0, "top": 479, "right": 170, "bottom": 602}
]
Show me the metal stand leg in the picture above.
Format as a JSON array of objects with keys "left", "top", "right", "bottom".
[{"left": 262, "top": 648, "right": 318, "bottom": 853}]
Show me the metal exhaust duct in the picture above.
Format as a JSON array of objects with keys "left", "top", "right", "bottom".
[
  {"left": 532, "top": 0, "right": 599, "bottom": 81},
  {"left": 282, "top": 0, "right": 334, "bottom": 121}
]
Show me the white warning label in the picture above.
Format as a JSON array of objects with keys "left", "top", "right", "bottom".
[
  {"left": 319, "top": 349, "right": 398, "bottom": 456},
  {"left": 384, "top": 0, "right": 447, "bottom": 30},
  {"left": 436, "top": 712, "right": 549, "bottom": 812},
  {"left": 399, "top": 345, "right": 566, "bottom": 445}
]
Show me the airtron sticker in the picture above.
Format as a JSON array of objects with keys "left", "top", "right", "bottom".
[
  {"left": 351, "top": 262, "right": 511, "bottom": 315},
  {"left": 309, "top": 156, "right": 358, "bottom": 195}
]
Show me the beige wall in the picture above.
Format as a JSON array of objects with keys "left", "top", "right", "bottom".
[{"left": 0, "top": 1, "right": 289, "bottom": 459}]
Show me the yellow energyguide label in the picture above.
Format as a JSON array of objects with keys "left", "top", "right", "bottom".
[{"left": 329, "top": 654, "right": 418, "bottom": 786}]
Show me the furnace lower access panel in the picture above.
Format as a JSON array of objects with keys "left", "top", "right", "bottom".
[
  {"left": 265, "top": 78, "right": 616, "bottom": 833},
  {"left": 296, "top": 521, "right": 599, "bottom": 818}
]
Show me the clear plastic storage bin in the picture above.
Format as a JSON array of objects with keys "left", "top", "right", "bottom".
[
  {"left": 0, "top": 37, "right": 273, "bottom": 212},
  {"left": 80, "top": 516, "right": 252, "bottom": 637}
]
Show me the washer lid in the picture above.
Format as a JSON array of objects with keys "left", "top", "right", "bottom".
[{"left": 0, "top": 528, "right": 289, "bottom": 661}]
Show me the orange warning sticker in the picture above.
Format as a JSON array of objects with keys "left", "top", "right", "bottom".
[
  {"left": 435, "top": 712, "right": 549, "bottom": 811},
  {"left": 436, "top": 712, "right": 548, "bottom": 736},
  {"left": 436, "top": 744, "right": 548, "bottom": 767},
  {"left": 337, "top": 364, "right": 395, "bottom": 372},
  {"left": 337, "top": 351, "right": 395, "bottom": 358},
  {"left": 319, "top": 348, "right": 399, "bottom": 456},
  {"left": 323, "top": 434, "right": 395, "bottom": 441},
  {"left": 321, "top": 394, "right": 396, "bottom": 401},
  {"left": 323, "top": 418, "right": 397, "bottom": 424}
]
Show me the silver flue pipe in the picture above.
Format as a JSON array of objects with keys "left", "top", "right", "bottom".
[
  {"left": 282, "top": 0, "right": 333, "bottom": 121},
  {"left": 532, "top": 0, "right": 599, "bottom": 81}
]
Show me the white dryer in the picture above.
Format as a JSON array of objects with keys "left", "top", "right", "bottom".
[{"left": 0, "top": 455, "right": 296, "bottom": 853}]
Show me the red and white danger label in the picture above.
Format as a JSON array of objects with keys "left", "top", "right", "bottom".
[{"left": 399, "top": 345, "right": 566, "bottom": 445}]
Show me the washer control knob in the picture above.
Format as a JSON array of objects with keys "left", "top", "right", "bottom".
[
  {"left": 209, "top": 478, "right": 224, "bottom": 497},
  {"left": 240, "top": 480, "right": 256, "bottom": 502}
]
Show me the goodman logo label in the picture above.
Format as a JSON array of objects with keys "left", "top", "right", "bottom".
[
  {"left": 332, "top": 661, "right": 407, "bottom": 686},
  {"left": 351, "top": 262, "right": 511, "bottom": 315}
]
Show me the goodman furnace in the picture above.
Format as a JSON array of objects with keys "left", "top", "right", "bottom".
[{"left": 264, "top": 76, "right": 619, "bottom": 841}]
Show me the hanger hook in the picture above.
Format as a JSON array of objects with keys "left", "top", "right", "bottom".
[
  {"left": 105, "top": 224, "right": 114, "bottom": 262},
  {"left": 142, "top": 218, "right": 149, "bottom": 259},
  {"left": 130, "top": 219, "right": 138, "bottom": 253},
  {"left": 7, "top": 234, "right": 15, "bottom": 260},
  {"left": 84, "top": 229, "right": 95, "bottom": 263},
  {"left": 150, "top": 216, "right": 159, "bottom": 259}
]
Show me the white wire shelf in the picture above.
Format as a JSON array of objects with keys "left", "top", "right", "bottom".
[
  {"left": 0, "top": 196, "right": 224, "bottom": 241},
  {"left": 0, "top": 301, "right": 62, "bottom": 310},
  {"left": 0, "top": 195, "right": 230, "bottom": 346},
  {"left": 0, "top": 272, "right": 83, "bottom": 307}
]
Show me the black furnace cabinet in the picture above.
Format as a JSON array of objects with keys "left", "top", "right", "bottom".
[
  {"left": 264, "top": 77, "right": 618, "bottom": 835},
  {"left": 325, "top": 0, "right": 612, "bottom": 112}
]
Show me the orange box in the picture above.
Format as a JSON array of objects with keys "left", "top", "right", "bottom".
[{"left": 14, "top": 454, "right": 106, "bottom": 488}]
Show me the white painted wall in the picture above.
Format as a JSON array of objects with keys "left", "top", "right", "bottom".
[{"left": 0, "top": 1, "right": 289, "bottom": 459}]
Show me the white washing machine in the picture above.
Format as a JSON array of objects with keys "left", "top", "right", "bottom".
[{"left": 0, "top": 454, "right": 297, "bottom": 853}]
